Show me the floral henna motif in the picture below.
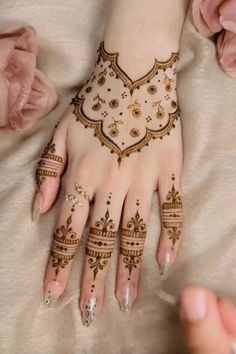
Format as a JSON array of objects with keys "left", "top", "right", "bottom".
[
  {"left": 71, "top": 41, "right": 180, "bottom": 162},
  {"left": 120, "top": 200, "right": 147, "bottom": 280},
  {"left": 36, "top": 137, "right": 63, "bottom": 187},
  {"left": 86, "top": 194, "right": 117, "bottom": 280},
  {"left": 51, "top": 214, "right": 79, "bottom": 277},
  {"left": 161, "top": 174, "right": 183, "bottom": 249}
]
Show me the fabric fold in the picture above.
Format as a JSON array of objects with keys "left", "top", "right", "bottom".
[{"left": 0, "top": 26, "right": 57, "bottom": 131}]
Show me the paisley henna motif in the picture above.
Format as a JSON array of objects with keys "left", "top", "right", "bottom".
[{"left": 36, "top": 137, "right": 63, "bottom": 187}]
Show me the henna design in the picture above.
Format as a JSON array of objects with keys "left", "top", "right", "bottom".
[
  {"left": 51, "top": 214, "right": 79, "bottom": 277},
  {"left": 127, "top": 100, "right": 142, "bottom": 118},
  {"left": 72, "top": 42, "right": 180, "bottom": 162},
  {"left": 153, "top": 100, "right": 165, "bottom": 119},
  {"left": 92, "top": 94, "right": 106, "bottom": 111},
  {"left": 161, "top": 174, "right": 183, "bottom": 249},
  {"left": 36, "top": 137, "right": 63, "bottom": 187},
  {"left": 163, "top": 73, "right": 174, "bottom": 91},
  {"left": 120, "top": 200, "right": 147, "bottom": 279},
  {"left": 86, "top": 193, "right": 117, "bottom": 280},
  {"left": 108, "top": 117, "right": 123, "bottom": 137},
  {"left": 130, "top": 128, "right": 140, "bottom": 137}
]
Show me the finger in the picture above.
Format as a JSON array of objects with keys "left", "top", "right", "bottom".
[
  {"left": 33, "top": 118, "right": 68, "bottom": 221},
  {"left": 179, "top": 285, "right": 231, "bottom": 354},
  {"left": 79, "top": 187, "right": 126, "bottom": 327},
  {"left": 115, "top": 186, "right": 153, "bottom": 314},
  {"left": 218, "top": 298, "right": 236, "bottom": 339},
  {"left": 43, "top": 177, "right": 92, "bottom": 308},
  {"left": 156, "top": 170, "right": 183, "bottom": 278}
]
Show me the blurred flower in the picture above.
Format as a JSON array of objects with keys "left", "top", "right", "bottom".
[
  {"left": 0, "top": 26, "right": 57, "bottom": 131},
  {"left": 192, "top": 0, "right": 236, "bottom": 78}
]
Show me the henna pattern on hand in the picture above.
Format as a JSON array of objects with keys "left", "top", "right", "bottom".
[
  {"left": 86, "top": 193, "right": 117, "bottom": 281},
  {"left": 120, "top": 200, "right": 147, "bottom": 280},
  {"left": 161, "top": 174, "right": 183, "bottom": 249},
  {"left": 51, "top": 213, "right": 79, "bottom": 277},
  {"left": 36, "top": 137, "right": 63, "bottom": 187},
  {"left": 72, "top": 42, "right": 180, "bottom": 162}
]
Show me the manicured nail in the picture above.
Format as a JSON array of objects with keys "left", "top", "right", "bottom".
[
  {"left": 82, "top": 297, "right": 97, "bottom": 327},
  {"left": 181, "top": 288, "right": 206, "bottom": 322},
  {"left": 33, "top": 192, "right": 43, "bottom": 222},
  {"left": 119, "top": 283, "right": 135, "bottom": 314},
  {"left": 44, "top": 281, "right": 63, "bottom": 308},
  {"left": 159, "top": 252, "right": 171, "bottom": 279},
  {"left": 231, "top": 339, "right": 236, "bottom": 354}
]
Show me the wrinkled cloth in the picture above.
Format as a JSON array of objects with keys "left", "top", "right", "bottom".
[
  {"left": 192, "top": 0, "right": 236, "bottom": 78},
  {"left": 0, "top": 26, "right": 57, "bottom": 131}
]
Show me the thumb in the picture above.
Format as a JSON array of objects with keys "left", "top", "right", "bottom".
[{"left": 179, "top": 285, "right": 231, "bottom": 354}]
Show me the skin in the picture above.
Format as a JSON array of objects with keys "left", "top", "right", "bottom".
[
  {"left": 34, "top": 0, "right": 189, "bottom": 323},
  {"left": 179, "top": 285, "right": 236, "bottom": 354}
]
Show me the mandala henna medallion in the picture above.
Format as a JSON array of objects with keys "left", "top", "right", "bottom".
[
  {"left": 120, "top": 200, "right": 147, "bottom": 279},
  {"left": 162, "top": 175, "right": 183, "bottom": 249},
  {"left": 72, "top": 41, "right": 180, "bottom": 162},
  {"left": 36, "top": 137, "right": 63, "bottom": 187}
]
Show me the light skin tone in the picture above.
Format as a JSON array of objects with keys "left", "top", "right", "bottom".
[
  {"left": 179, "top": 285, "right": 236, "bottom": 354},
  {"left": 33, "top": 0, "right": 189, "bottom": 325}
]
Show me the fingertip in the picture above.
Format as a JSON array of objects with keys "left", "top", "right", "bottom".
[
  {"left": 218, "top": 298, "right": 236, "bottom": 337},
  {"left": 179, "top": 285, "right": 208, "bottom": 323}
]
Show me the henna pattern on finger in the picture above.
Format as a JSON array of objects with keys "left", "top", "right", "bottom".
[
  {"left": 36, "top": 137, "right": 63, "bottom": 187},
  {"left": 86, "top": 193, "right": 117, "bottom": 281},
  {"left": 71, "top": 42, "right": 180, "bottom": 162},
  {"left": 51, "top": 197, "right": 80, "bottom": 278},
  {"left": 161, "top": 174, "right": 183, "bottom": 249},
  {"left": 51, "top": 214, "right": 79, "bottom": 277},
  {"left": 120, "top": 200, "right": 147, "bottom": 281}
]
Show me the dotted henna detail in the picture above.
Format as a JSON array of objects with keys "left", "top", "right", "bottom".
[
  {"left": 36, "top": 137, "right": 63, "bottom": 187},
  {"left": 71, "top": 42, "right": 180, "bottom": 163},
  {"left": 161, "top": 174, "right": 183, "bottom": 249}
]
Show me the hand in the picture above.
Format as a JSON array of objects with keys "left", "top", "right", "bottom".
[
  {"left": 179, "top": 285, "right": 236, "bottom": 354},
  {"left": 33, "top": 0, "right": 188, "bottom": 327}
]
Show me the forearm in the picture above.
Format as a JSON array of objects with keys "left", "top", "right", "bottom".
[{"left": 103, "top": 0, "right": 189, "bottom": 76}]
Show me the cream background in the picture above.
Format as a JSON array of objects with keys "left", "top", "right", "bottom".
[{"left": 1, "top": 1, "right": 236, "bottom": 353}]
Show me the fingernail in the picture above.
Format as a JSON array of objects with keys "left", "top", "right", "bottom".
[
  {"left": 181, "top": 288, "right": 207, "bottom": 322},
  {"left": 33, "top": 192, "right": 43, "bottom": 222},
  {"left": 44, "top": 281, "right": 63, "bottom": 308},
  {"left": 231, "top": 339, "right": 236, "bottom": 354},
  {"left": 82, "top": 296, "right": 97, "bottom": 327},
  {"left": 159, "top": 252, "right": 171, "bottom": 279},
  {"left": 119, "top": 283, "right": 135, "bottom": 314}
]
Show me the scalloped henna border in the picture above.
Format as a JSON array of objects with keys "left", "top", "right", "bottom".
[
  {"left": 72, "top": 97, "right": 180, "bottom": 161},
  {"left": 99, "top": 41, "right": 179, "bottom": 94}
]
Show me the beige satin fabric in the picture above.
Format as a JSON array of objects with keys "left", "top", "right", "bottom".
[{"left": 0, "top": 1, "right": 236, "bottom": 353}]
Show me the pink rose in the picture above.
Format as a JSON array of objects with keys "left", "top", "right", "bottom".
[
  {"left": 192, "top": 0, "right": 236, "bottom": 79},
  {"left": 0, "top": 26, "right": 57, "bottom": 131}
]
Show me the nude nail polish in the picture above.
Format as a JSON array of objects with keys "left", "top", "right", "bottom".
[
  {"left": 82, "top": 297, "right": 97, "bottom": 327},
  {"left": 44, "top": 281, "right": 63, "bottom": 308},
  {"left": 159, "top": 252, "right": 171, "bottom": 279},
  {"left": 119, "top": 283, "right": 135, "bottom": 314},
  {"left": 32, "top": 192, "right": 43, "bottom": 222}
]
